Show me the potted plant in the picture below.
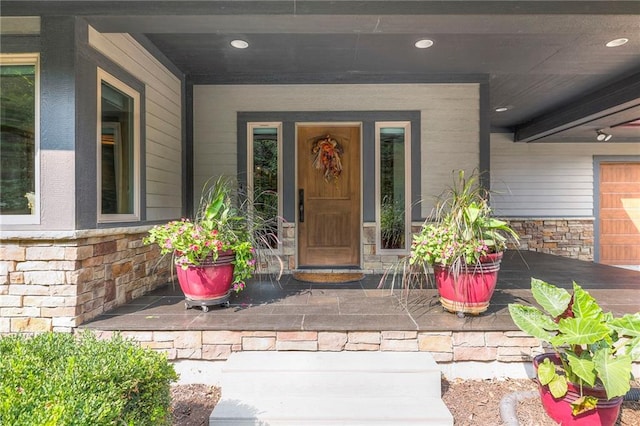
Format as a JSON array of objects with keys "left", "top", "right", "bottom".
[
  {"left": 509, "top": 278, "right": 640, "bottom": 425},
  {"left": 409, "top": 170, "right": 519, "bottom": 314},
  {"left": 144, "top": 177, "right": 256, "bottom": 311}
]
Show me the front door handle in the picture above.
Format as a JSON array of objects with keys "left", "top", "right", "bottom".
[{"left": 299, "top": 189, "right": 304, "bottom": 223}]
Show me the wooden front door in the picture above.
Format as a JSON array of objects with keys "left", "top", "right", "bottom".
[
  {"left": 599, "top": 162, "right": 640, "bottom": 267},
  {"left": 297, "top": 124, "right": 361, "bottom": 267}
]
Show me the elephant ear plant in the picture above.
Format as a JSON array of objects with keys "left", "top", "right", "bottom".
[{"left": 509, "top": 278, "right": 640, "bottom": 415}]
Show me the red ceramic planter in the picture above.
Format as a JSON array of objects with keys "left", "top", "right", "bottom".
[
  {"left": 433, "top": 252, "right": 502, "bottom": 314},
  {"left": 175, "top": 251, "right": 235, "bottom": 309},
  {"left": 533, "top": 353, "right": 623, "bottom": 426}
]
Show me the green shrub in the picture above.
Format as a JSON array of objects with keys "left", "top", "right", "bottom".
[{"left": 0, "top": 331, "right": 178, "bottom": 426}]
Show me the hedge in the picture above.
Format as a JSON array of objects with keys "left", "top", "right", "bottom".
[{"left": 0, "top": 331, "right": 178, "bottom": 425}]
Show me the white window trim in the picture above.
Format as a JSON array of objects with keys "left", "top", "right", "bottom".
[
  {"left": 0, "top": 53, "right": 41, "bottom": 225},
  {"left": 247, "top": 122, "right": 283, "bottom": 252},
  {"left": 375, "top": 121, "right": 412, "bottom": 253},
  {"left": 96, "top": 67, "right": 140, "bottom": 223}
]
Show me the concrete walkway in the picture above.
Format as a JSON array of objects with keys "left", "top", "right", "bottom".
[{"left": 210, "top": 351, "right": 453, "bottom": 425}]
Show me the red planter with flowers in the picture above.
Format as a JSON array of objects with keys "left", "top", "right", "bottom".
[
  {"left": 175, "top": 251, "right": 236, "bottom": 311},
  {"left": 433, "top": 252, "right": 503, "bottom": 315},
  {"left": 143, "top": 177, "right": 258, "bottom": 313}
]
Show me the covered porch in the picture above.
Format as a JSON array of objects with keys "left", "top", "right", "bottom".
[{"left": 82, "top": 251, "right": 640, "bottom": 376}]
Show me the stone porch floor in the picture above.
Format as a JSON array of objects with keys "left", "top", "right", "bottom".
[
  {"left": 82, "top": 251, "right": 640, "bottom": 333},
  {"left": 80, "top": 251, "right": 640, "bottom": 369}
]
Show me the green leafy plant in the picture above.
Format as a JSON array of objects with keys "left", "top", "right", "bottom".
[
  {"left": 509, "top": 278, "right": 640, "bottom": 415},
  {"left": 0, "top": 331, "right": 178, "bottom": 425},
  {"left": 144, "top": 176, "right": 257, "bottom": 292},
  {"left": 380, "top": 197, "right": 406, "bottom": 250},
  {"left": 410, "top": 170, "right": 518, "bottom": 269}
]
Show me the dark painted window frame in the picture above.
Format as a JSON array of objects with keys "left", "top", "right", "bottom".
[
  {"left": 73, "top": 20, "right": 147, "bottom": 229},
  {"left": 237, "top": 111, "right": 421, "bottom": 224}
]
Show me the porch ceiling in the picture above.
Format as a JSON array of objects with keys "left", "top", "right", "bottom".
[{"left": 5, "top": 0, "right": 640, "bottom": 142}]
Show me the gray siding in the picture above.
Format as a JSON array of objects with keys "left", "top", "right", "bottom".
[
  {"left": 88, "top": 28, "right": 183, "bottom": 221},
  {"left": 194, "top": 83, "right": 480, "bottom": 217},
  {"left": 490, "top": 133, "right": 640, "bottom": 217}
]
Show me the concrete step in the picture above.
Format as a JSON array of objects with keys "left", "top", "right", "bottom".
[
  {"left": 210, "top": 351, "right": 453, "bottom": 425},
  {"left": 220, "top": 351, "right": 442, "bottom": 399},
  {"left": 210, "top": 396, "right": 453, "bottom": 425}
]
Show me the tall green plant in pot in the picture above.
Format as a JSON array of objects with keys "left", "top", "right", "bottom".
[
  {"left": 409, "top": 170, "right": 519, "bottom": 314},
  {"left": 144, "top": 177, "right": 258, "bottom": 311},
  {"left": 509, "top": 278, "right": 640, "bottom": 425}
]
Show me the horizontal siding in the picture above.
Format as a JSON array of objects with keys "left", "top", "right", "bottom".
[
  {"left": 88, "top": 27, "right": 182, "bottom": 221},
  {"left": 490, "top": 133, "right": 640, "bottom": 217},
  {"left": 194, "top": 84, "right": 480, "bottom": 215}
]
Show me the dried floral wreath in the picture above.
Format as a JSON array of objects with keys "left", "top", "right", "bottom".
[{"left": 311, "top": 134, "right": 344, "bottom": 182}]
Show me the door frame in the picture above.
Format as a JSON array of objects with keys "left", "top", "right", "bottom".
[{"left": 295, "top": 121, "right": 363, "bottom": 269}]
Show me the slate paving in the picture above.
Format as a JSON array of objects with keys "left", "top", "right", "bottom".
[{"left": 81, "top": 251, "right": 640, "bottom": 333}]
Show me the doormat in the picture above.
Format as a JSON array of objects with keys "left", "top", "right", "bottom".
[{"left": 292, "top": 271, "right": 365, "bottom": 283}]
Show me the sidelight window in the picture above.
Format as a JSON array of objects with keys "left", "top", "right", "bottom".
[
  {"left": 376, "top": 122, "right": 411, "bottom": 251},
  {"left": 247, "top": 122, "right": 281, "bottom": 249}
]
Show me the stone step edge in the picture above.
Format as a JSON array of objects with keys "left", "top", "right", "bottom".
[
  {"left": 222, "top": 351, "right": 441, "bottom": 373},
  {"left": 210, "top": 396, "right": 453, "bottom": 424}
]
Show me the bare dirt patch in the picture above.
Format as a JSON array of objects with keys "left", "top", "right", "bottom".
[
  {"left": 171, "top": 379, "right": 640, "bottom": 425},
  {"left": 171, "top": 384, "right": 220, "bottom": 426}
]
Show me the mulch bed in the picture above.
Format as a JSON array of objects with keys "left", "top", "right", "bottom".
[{"left": 171, "top": 379, "right": 640, "bottom": 425}]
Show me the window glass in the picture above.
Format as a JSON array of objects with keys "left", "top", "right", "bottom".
[
  {"left": 250, "top": 125, "right": 280, "bottom": 249},
  {"left": 0, "top": 63, "right": 36, "bottom": 216},
  {"left": 379, "top": 126, "right": 407, "bottom": 250},
  {"left": 98, "top": 70, "right": 139, "bottom": 221}
]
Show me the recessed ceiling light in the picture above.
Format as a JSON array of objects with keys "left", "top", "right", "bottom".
[
  {"left": 414, "top": 39, "right": 434, "bottom": 49},
  {"left": 605, "top": 38, "right": 629, "bottom": 48},
  {"left": 495, "top": 107, "right": 509, "bottom": 112},
  {"left": 230, "top": 39, "right": 249, "bottom": 49}
]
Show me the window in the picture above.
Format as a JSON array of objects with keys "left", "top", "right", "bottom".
[
  {"left": 0, "top": 54, "right": 40, "bottom": 224},
  {"left": 376, "top": 122, "right": 411, "bottom": 251},
  {"left": 97, "top": 68, "right": 140, "bottom": 222},
  {"left": 247, "top": 123, "right": 281, "bottom": 249}
]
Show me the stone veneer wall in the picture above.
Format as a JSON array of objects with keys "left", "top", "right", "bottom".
[
  {"left": 278, "top": 222, "right": 419, "bottom": 274},
  {"left": 362, "top": 223, "right": 424, "bottom": 272},
  {"left": 507, "top": 218, "right": 594, "bottom": 261},
  {"left": 277, "top": 219, "right": 595, "bottom": 273},
  {"left": 89, "top": 329, "right": 545, "bottom": 363},
  {"left": 0, "top": 228, "right": 171, "bottom": 334}
]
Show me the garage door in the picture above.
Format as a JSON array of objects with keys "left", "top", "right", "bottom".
[{"left": 599, "top": 162, "right": 640, "bottom": 268}]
